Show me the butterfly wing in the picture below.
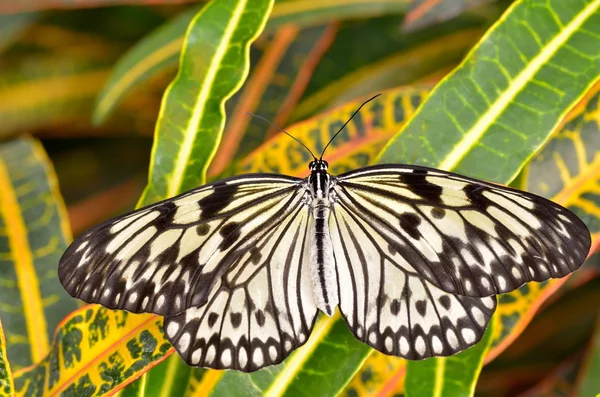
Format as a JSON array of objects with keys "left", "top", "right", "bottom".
[
  {"left": 164, "top": 204, "right": 318, "bottom": 371},
  {"left": 58, "top": 174, "right": 305, "bottom": 316},
  {"left": 330, "top": 202, "right": 496, "bottom": 358},
  {"left": 333, "top": 164, "right": 591, "bottom": 298}
]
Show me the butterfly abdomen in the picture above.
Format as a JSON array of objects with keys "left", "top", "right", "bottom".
[{"left": 310, "top": 201, "right": 338, "bottom": 316}]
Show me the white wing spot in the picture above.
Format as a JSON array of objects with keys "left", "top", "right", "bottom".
[
  {"left": 128, "top": 292, "right": 138, "bottom": 304},
  {"left": 432, "top": 335, "right": 443, "bottom": 354},
  {"left": 166, "top": 322, "right": 179, "bottom": 337},
  {"left": 368, "top": 332, "right": 377, "bottom": 344},
  {"left": 497, "top": 275, "right": 507, "bottom": 290},
  {"left": 385, "top": 336, "right": 393, "bottom": 353},
  {"left": 471, "top": 307, "right": 486, "bottom": 327},
  {"left": 191, "top": 349, "right": 202, "bottom": 365},
  {"left": 253, "top": 349, "right": 264, "bottom": 367},
  {"left": 399, "top": 336, "right": 410, "bottom": 355},
  {"left": 269, "top": 346, "right": 278, "bottom": 361},
  {"left": 415, "top": 336, "right": 426, "bottom": 356},
  {"left": 221, "top": 348, "right": 232, "bottom": 367},
  {"left": 462, "top": 328, "right": 476, "bottom": 344},
  {"left": 482, "top": 297, "right": 495, "bottom": 309},
  {"left": 446, "top": 329, "right": 459, "bottom": 349},
  {"left": 205, "top": 345, "right": 216, "bottom": 365},
  {"left": 511, "top": 266, "right": 522, "bottom": 279},
  {"left": 239, "top": 346, "right": 248, "bottom": 369},
  {"left": 156, "top": 295, "right": 165, "bottom": 308},
  {"left": 284, "top": 340, "right": 293, "bottom": 352},
  {"left": 178, "top": 332, "right": 190, "bottom": 352}
]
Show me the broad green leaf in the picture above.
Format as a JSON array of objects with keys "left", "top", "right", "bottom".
[
  {"left": 0, "top": 0, "right": 197, "bottom": 14},
  {"left": 404, "top": 322, "right": 494, "bottom": 397},
  {"left": 208, "top": 23, "right": 338, "bottom": 175},
  {"left": 402, "top": 0, "right": 494, "bottom": 32},
  {"left": 379, "top": 0, "right": 600, "bottom": 184},
  {"left": 343, "top": 352, "right": 406, "bottom": 396},
  {"left": 0, "top": 136, "right": 78, "bottom": 369},
  {"left": 517, "top": 356, "right": 580, "bottom": 397},
  {"left": 0, "top": 320, "right": 14, "bottom": 397},
  {"left": 138, "top": 0, "right": 274, "bottom": 206},
  {"left": 93, "top": 0, "right": 411, "bottom": 124},
  {"left": 13, "top": 307, "right": 173, "bottom": 396}
]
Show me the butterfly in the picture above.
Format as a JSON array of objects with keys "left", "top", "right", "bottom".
[{"left": 58, "top": 95, "right": 591, "bottom": 372}]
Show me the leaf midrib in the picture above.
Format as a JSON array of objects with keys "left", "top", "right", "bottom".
[{"left": 438, "top": 0, "right": 600, "bottom": 172}]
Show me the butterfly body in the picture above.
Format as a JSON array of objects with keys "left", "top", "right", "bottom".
[{"left": 307, "top": 160, "right": 338, "bottom": 316}]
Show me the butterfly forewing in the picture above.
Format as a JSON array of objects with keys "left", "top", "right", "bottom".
[
  {"left": 58, "top": 174, "right": 304, "bottom": 316},
  {"left": 164, "top": 204, "right": 318, "bottom": 371},
  {"left": 333, "top": 164, "right": 591, "bottom": 298}
]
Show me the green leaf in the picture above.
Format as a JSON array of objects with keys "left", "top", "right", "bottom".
[
  {"left": 137, "top": 0, "right": 274, "bottom": 206},
  {"left": 0, "top": 0, "right": 199, "bottom": 14},
  {"left": 93, "top": 0, "right": 411, "bottom": 124},
  {"left": 379, "top": 0, "right": 600, "bottom": 183},
  {"left": 404, "top": 321, "right": 494, "bottom": 397},
  {"left": 575, "top": 314, "right": 600, "bottom": 396},
  {"left": 0, "top": 320, "right": 14, "bottom": 397},
  {"left": 0, "top": 136, "right": 78, "bottom": 369}
]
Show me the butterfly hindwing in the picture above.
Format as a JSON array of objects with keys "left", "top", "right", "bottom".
[
  {"left": 333, "top": 164, "right": 591, "bottom": 298},
  {"left": 164, "top": 205, "right": 318, "bottom": 371},
  {"left": 331, "top": 202, "right": 496, "bottom": 358},
  {"left": 58, "top": 174, "right": 303, "bottom": 316}
]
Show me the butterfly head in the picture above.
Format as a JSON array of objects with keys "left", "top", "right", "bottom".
[{"left": 309, "top": 160, "right": 329, "bottom": 172}]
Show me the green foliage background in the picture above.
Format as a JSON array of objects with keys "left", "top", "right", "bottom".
[{"left": 0, "top": 0, "right": 599, "bottom": 396}]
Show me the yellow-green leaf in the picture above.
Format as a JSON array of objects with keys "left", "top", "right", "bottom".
[
  {"left": 93, "top": 0, "right": 411, "bottom": 124},
  {"left": 379, "top": 0, "right": 600, "bottom": 184},
  {"left": 12, "top": 307, "right": 172, "bottom": 396},
  {"left": 208, "top": 23, "right": 338, "bottom": 175},
  {"left": 0, "top": 136, "right": 78, "bottom": 369},
  {"left": 137, "top": 0, "right": 274, "bottom": 206},
  {"left": 0, "top": 320, "right": 14, "bottom": 397},
  {"left": 574, "top": 315, "right": 600, "bottom": 397},
  {"left": 402, "top": 0, "right": 494, "bottom": 32}
]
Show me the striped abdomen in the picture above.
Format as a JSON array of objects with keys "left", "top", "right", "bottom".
[{"left": 310, "top": 201, "right": 338, "bottom": 316}]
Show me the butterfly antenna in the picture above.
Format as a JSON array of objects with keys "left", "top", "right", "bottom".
[
  {"left": 319, "top": 93, "right": 381, "bottom": 160},
  {"left": 245, "top": 112, "right": 317, "bottom": 161}
]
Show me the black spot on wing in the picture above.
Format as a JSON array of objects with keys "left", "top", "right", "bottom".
[
  {"left": 401, "top": 169, "right": 443, "bottom": 202},
  {"left": 196, "top": 224, "right": 210, "bottom": 235},
  {"left": 399, "top": 212, "right": 421, "bottom": 240},
  {"left": 208, "top": 312, "right": 219, "bottom": 327},
  {"left": 415, "top": 300, "right": 427, "bottom": 316},
  {"left": 198, "top": 182, "right": 239, "bottom": 220},
  {"left": 390, "top": 299, "right": 401, "bottom": 315},
  {"left": 219, "top": 222, "right": 241, "bottom": 249},
  {"left": 231, "top": 312, "right": 242, "bottom": 329},
  {"left": 255, "top": 310, "right": 266, "bottom": 327}
]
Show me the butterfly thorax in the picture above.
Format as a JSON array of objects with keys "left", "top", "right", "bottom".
[{"left": 306, "top": 160, "right": 339, "bottom": 316}]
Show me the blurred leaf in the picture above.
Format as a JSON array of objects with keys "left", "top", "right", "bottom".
[
  {"left": 403, "top": 0, "right": 493, "bottom": 32},
  {"left": 13, "top": 307, "right": 173, "bottom": 397},
  {"left": 138, "top": 0, "right": 274, "bottom": 206},
  {"left": 405, "top": 323, "right": 494, "bottom": 397},
  {"left": 0, "top": 320, "right": 14, "bottom": 397},
  {"left": 0, "top": 13, "right": 38, "bottom": 53},
  {"left": 0, "top": 56, "right": 113, "bottom": 138},
  {"left": 0, "top": 0, "right": 197, "bottom": 14},
  {"left": 208, "top": 23, "right": 338, "bottom": 175},
  {"left": 379, "top": 0, "right": 600, "bottom": 183},
  {"left": 0, "top": 136, "right": 78, "bottom": 369},
  {"left": 575, "top": 315, "right": 600, "bottom": 397},
  {"left": 514, "top": 355, "right": 581, "bottom": 397},
  {"left": 93, "top": 0, "right": 411, "bottom": 124},
  {"left": 293, "top": 19, "right": 485, "bottom": 122}
]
